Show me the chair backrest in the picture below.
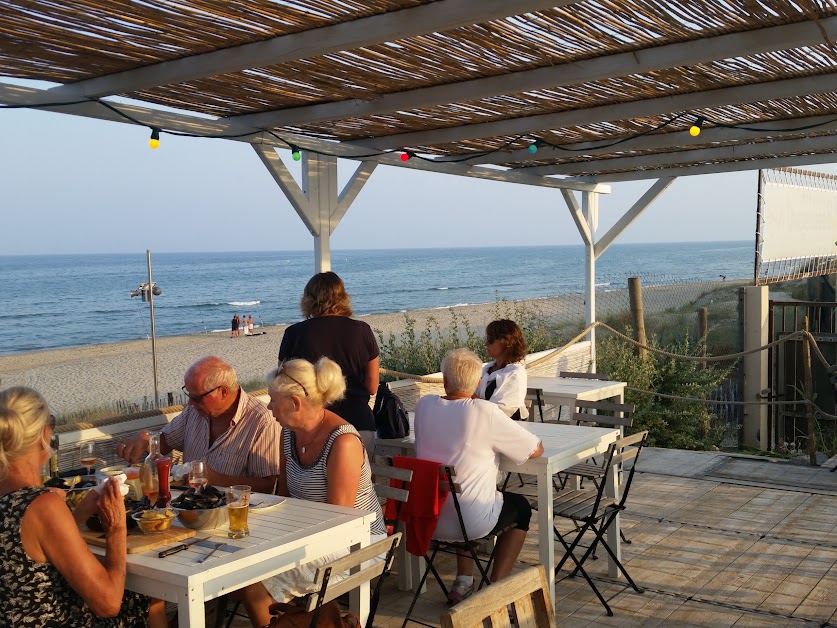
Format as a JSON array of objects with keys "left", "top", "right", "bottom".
[
  {"left": 370, "top": 462, "right": 412, "bottom": 504},
  {"left": 440, "top": 565, "right": 554, "bottom": 628},
  {"left": 559, "top": 370, "right": 610, "bottom": 381},
  {"left": 610, "top": 430, "right": 648, "bottom": 508},
  {"left": 572, "top": 399, "right": 634, "bottom": 430},
  {"left": 307, "top": 533, "right": 402, "bottom": 614},
  {"left": 524, "top": 388, "right": 545, "bottom": 421}
]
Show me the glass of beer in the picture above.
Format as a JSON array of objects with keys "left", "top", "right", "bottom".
[
  {"left": 226, "top": 485, "right": 251, "bottom": 539},
  {"left": 40, "top": 462, "right": 50, "bottom": 486}
]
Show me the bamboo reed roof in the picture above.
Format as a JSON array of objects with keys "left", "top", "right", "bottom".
[{"left": 1, "top": 0, "right": 837, "bottom": 182}]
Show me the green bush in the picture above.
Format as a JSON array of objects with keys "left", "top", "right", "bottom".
[{"left": 597, "top": 330, "right": 733, "bottom": 450}]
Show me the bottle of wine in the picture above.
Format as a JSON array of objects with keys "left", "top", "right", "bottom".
[
  {"left": 49, "top": 431, "right": 60, "bottom": 479},
  {"left": 140, "top": 431, "right": 161, "bottom": 505}
]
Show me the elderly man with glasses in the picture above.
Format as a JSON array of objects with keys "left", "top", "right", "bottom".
[{"left": 116, "top": 356, "right": 280, "bottom": 493}]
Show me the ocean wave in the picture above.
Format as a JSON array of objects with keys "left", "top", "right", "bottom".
[
  {"left": 595, "top": 282, "right": 611, "bottom": 287},
  {"left": 228, "top": 300, "right": 261, "bottom": 307},
  {"left": 436, "top": 287, "right": 448, "bottom": 290},
  {"left": 432, "top": 302, "right": 470, "bottom": 309}
]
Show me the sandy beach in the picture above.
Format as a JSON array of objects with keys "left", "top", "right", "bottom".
[{"left": 0, "top": 280, "right": 742, "bottom": 417}]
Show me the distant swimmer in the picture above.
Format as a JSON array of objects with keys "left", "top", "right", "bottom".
[{"left": 720, "top": 275, "right": 726, "bottom": 281}]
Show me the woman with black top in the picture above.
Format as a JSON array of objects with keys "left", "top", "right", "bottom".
[
  {"left": 277, "top": 272, "right": 380, "bottom": 455},
  {"left": 476, "top": 319, "right": 529, "bottom": 420}
]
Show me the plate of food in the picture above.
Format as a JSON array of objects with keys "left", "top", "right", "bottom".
[{"left": 248, "top": 496, "right": 285, "bottom": 513}]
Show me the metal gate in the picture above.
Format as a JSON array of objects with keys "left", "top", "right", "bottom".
[{"left": 768, "top": 300, "right": 837, "bottom": 451}]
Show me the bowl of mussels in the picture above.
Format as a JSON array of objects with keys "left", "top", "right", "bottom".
[{"left": 170, "top": 485, "right": 228, "bottom": 530}]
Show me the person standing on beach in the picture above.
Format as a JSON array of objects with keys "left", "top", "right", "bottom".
[
  {"left": 248, "top": 314, "right": 255, "bottom": 335},
  {"left": 231, "top": 314, "right": 239, "bottom": 338},
  {"left": 277, "top": 272, "right": 379, "bottom": 456},
  {"left": 115, "top": 356, "right": 281, "bottom": 493}
]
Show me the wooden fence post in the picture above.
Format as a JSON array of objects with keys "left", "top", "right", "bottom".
[
  {"left": 628, "top": 277, "right": 647, "bottom": 361},
  {"left": 698, "top": 307, "right": 709, "bottom": 366},
  {"left": 802, "top": 316, "right": 817, "bottom": 466}
]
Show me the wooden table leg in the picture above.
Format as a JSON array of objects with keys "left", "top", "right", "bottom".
[{"left": 538, "top": 462, "right": 556, "bottom": 607}]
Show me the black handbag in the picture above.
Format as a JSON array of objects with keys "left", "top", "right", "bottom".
[{"left": 372, "top": 382, "right": 410, "bottom": 439}]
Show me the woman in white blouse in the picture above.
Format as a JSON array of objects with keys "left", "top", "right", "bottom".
[{"left": 476, "top": 319, "right": 529, "bottom": 420}]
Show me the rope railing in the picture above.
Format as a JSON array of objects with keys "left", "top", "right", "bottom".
[{"left": 380, "top": 321, "right": 837, "bottom": 419}]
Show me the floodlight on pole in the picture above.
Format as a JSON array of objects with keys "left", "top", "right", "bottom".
[{"left": 129, "top": 250, "right": 161, "bottom": 407}]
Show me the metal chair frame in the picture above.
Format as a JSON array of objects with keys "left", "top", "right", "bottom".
[
  {"left": 552, "top": 431, "right": 648, "bottom": 616},
  {"left": 401, "top": 464, "right": 509, "bottom": 628}
]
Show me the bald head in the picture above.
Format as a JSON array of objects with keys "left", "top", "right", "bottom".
[{"left": 186, "top": 356, "right": 239, "bottom": 394}]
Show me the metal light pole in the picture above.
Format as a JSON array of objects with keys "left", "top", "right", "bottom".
[{"left": 130, "top": 250, "right": 162, "bottom": 408}]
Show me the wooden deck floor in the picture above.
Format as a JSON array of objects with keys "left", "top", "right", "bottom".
[{"left": 225, "top": 451, "right": 837, "bottom": 628}]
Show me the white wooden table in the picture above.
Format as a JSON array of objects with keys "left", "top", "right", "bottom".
[
  {"left": 526, "top": 376, "right": 627, "bottom": 408},
  {"left": 87, "top": 495, "right": 375, "bottom": 627},
  {"left": 377, "top": 422, "right": 620, "bottom": 608}
]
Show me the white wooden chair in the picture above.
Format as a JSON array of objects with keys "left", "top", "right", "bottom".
[{"left": 440, "top": 565, "right": 554, "bottom": 628}]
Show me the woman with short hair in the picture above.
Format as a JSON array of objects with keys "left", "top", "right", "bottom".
[
  {"left": 234, "top": 358, "right": 386, "bottom": 627},
  {"left": 0, "top": 386, "right": 166, "bottom": 628},
  {"left": 476, "top": 319, "right": 529, "bottom": 420},
  {"left": 278, "top": 272, "right": 380, "bottom": 455},
  {"left": 415, "top": 349, "right": 543, "bottom": 604}
]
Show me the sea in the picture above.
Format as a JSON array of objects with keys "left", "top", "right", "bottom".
[{"left": 0, "top": 242, "right": 753, "bottom": 356}]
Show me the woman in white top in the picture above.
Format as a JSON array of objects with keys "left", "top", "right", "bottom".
[
  {"left": 476, "top": 319, "right": 529, "bottom": 420},
  {"left": 415, "top": 348, "right": 543, "bottom": 604}
]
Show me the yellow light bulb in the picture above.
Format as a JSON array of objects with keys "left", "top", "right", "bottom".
[
  {"left": 149, "top": 138, "right": 160, "bottom": 149},
  {"left": 148, "top": 128, "right": 161, "bottom": 150},
  {"left": 688, "top": 116, "right": 704, "bottom": 137}
]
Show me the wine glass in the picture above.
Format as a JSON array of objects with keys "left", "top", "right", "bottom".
[
  {"left": 79, "top": 442, "right": 97, "bottom": 477},
  {"left": 188, "top": 460, "right": 208, "bottom": 492}
]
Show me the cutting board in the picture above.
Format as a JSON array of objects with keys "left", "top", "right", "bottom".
[{"left": 81, "top": 526, "right": 196, "bottom": 554}]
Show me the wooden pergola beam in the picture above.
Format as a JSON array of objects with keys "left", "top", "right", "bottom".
[
  {"left": 49, "top": 0, "right": 579, "bottom": 99},
  {"left": 357, "top": 73, "right": 837, "bottom": 150},
  {"left": 234, "top": 16, "right": 837, "bottom": 130}
]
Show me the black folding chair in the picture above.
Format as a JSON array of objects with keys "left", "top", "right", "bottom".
[
  {"left": 402, "top": 464, "right": 511, "bottom": 628},
  {"left": 553, "top": 431, "right": 648, "bottom": 616}
]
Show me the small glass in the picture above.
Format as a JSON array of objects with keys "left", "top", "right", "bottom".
[
  {"left": 40, "top": 462, "right": 50, "bottom": 486},
  {"left": 226, "top": 485, "right": 251, "bottom": 539},
  {"left": 79, "top": 442, "right": 97, "bottom": 476},
  {"left": 189, "top": 460, "right": 208, "bottom": 491}
]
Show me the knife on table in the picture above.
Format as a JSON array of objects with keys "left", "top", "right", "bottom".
[{"left": 158, "top": 537, "right": 209, "bottom": 558}]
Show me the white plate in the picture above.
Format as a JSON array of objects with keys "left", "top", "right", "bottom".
[{"left": 249, "top": 496, "right": 285, "bottom": 512}]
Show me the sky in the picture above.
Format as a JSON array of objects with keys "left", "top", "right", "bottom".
[{"left": 2, "top": 105, "right": 836, "bottom": 256}]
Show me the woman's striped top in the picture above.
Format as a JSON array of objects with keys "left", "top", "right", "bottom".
[{"left": 284, "top": 423, "right": 386, "bottom": 535}]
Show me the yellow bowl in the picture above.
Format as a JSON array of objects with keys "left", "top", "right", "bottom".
[{"left": 131, "top": 509, "right": 176, "bottom": 534}]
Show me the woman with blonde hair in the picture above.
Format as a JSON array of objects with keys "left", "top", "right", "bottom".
[
  {"left": 0, "top": 386, "right": 167, "bottom": 627},
  {"left": 234, "top": 358, "right": 386, "bottom": 627},
  {"left": 277, "top": 271, "right": 380, "bottom": 454}
]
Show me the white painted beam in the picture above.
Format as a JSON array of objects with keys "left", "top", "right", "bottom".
[
  {"left": 579, "top": 152, "right": 837, "bottom": 183},
  {"left": 253, "top": 145, "right": 317, "bottom": 235},
  {"left": 528, "top": 133, "right": 837, "bottom": 176},
  {"left": 472, "top": 115, "right": 837, "bottom": 168},
  {"left": 357, "top": 73, "right": 837, "bottom": 150},
  {"left": 50, "top": 0, "right": 577, "bottom": 99},
  {"left": 0, "top": 82, "right": 608, "bottom": 193},
  {"left": 594, "top": 178, "right": 675, "bottom": 259},
  {"left": 562, "top": 189, "right": 592, "bottom": 246},
  {"left": 334, "top": 162, "right": 377, "bottom": 225},
  {"left": 235, "top": 17, "right": 837, "bottom": 130}
]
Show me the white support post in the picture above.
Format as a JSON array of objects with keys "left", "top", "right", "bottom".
[
  {"left": 253, "top": 146, "right": 376, "bottom": 273},
  {"left": 743, "top": 285, "right": 770, "bottom": 449},
  {"left": 302, "top": 153, "right": 338, "bottom": 272},
  {"left": 583, "top": 191, "right": 598, "bottom": 371}
]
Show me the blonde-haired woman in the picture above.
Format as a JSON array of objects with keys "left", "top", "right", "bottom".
[
  {"left": 0, "top": 387, "right": 167, "bottom": 628},
  {"left": 277, "top": 271, "right": 380, "bottom": 455},
  {"left": 234, "top": 358, "right": 386, "bottom": 627}
]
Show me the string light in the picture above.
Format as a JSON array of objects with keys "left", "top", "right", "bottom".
[
  {"left": 689, "top": 116, "right": 704, "bottom": 137},
  {"left": 4, "top": 98, "right": 835, "bottom": 163}
]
